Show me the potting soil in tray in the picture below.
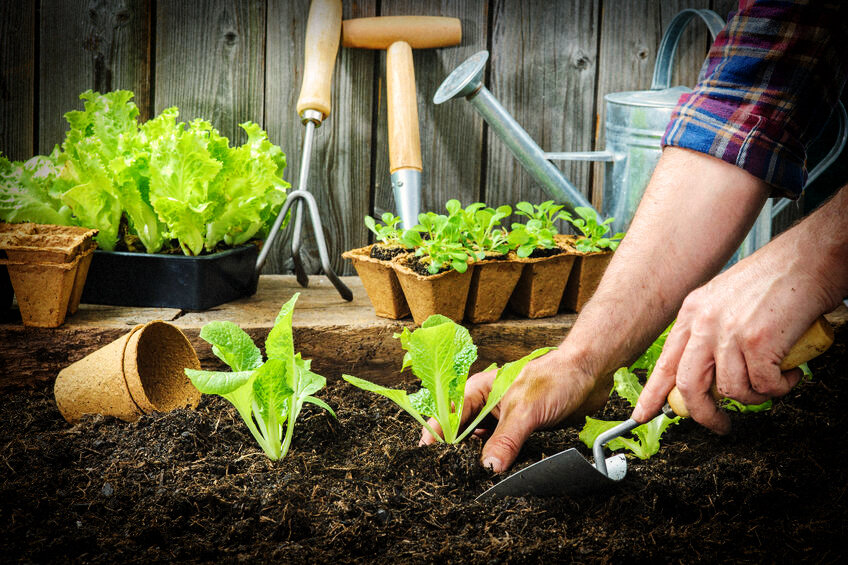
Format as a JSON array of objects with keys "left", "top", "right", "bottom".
[{"left": 2, "top": 335, "right": 846, "bottom": 563}]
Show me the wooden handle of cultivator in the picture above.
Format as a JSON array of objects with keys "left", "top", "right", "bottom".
[
  {"left": 341, "top": 16, "right": 461, "bottom": 49},
  {"left": 387, "top": 41, "right": 423, "bottom": 173},
  {"left": 296, "top": 0, "right": 343, "bottom": 119},
  {"left": 666, "top": 316, "right": 835, "bottom": 418}
]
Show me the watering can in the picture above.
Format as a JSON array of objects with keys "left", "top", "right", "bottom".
[{"left": 434, "top": 9, "right": 846, "bottom": 261}]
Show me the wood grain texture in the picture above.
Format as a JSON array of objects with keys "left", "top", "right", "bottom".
[
  {"left": 262, "top": 0, "right": 376, "bottom": 276},
  {"left": 486, "top": 0, "right": 599, "bottom": 230},
  {"left": 155, "top": 0, "right": 264, "bottom": 145},
  {"left": 591, "top": 0, "right": 710, "bottom": 209},
  {"left": 372, "top": 0, "right": 488, "bottom": 221},
  {"left": 39, "top": 0, "right": 151, "bottom": 153},
  {"left": 0, "top": 275, "right": 586, "bottom": 387},
  {"left": 0, "top": 2, "right": 36, "bottom": 160}
]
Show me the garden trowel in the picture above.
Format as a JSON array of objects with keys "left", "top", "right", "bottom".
[{"left": 477, "top": 316, "right": 835, "bottom": 501}]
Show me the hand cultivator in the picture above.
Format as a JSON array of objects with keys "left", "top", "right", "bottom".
[{"left": 256, "top": 0, "right": 352, "bottom": 302}]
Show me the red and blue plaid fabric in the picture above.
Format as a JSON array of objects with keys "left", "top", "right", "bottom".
[{"left": 662, "top": 0, "right": 848, "bottom": 197}]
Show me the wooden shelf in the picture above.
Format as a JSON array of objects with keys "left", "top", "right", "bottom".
[{"left": 0, "top": 275, "right": 579, "bottom": 388}]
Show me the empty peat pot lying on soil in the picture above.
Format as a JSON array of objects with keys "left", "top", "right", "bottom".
[{"left": 54, "top": 320, "right": 201, "bottom": 423}]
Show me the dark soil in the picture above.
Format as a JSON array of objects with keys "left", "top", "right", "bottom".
[
  {"left": 406, "top": 254, "right": 450, "bottom": 277},
  {"left": 369, "top": 244, "right": 408, "bottom": 262},
  {"left": 527, "top": 245, "right": 564, "bottom": 259},
  {"left": 1, "top": 335, "right": 846, "bottom": 563}
]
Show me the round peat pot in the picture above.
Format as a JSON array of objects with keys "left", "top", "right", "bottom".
[{"left": 54, "top": 321, "right": 202, "bottom": 423}]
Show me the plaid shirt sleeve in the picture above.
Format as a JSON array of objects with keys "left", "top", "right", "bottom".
[{"left": 661, "top": 0, "right": 848, "bottom": 198}]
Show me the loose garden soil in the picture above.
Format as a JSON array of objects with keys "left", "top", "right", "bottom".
[{"left": 2, "top": 333, "right": 846, "bottom": 563}]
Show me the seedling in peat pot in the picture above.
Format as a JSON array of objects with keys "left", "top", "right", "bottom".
[
  {"left": 343, "top": 314, "right": 551, "bottom": 443},
  {"left": 364, "top": 212, "right": 405, "bottom": 247},
  {"left": 568, "top": 207, "right": 625, "bottom": 253},
  {"left": 447, "top": 199, "right": 512, "bottom": 260},
  {"left": 400, "top": 212, "right": 474, "bottom": 274},
  {"left": 508, "top": 200, "right": 571, "bottom": 258},
  {"left": 184, "top": 293, "right": 335, "bottom": 460}
]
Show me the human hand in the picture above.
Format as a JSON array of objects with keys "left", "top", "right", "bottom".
[
  {"left": 632, "top": 245, "right": 835, "bottom": 433},
  {"left": 419, "top": 349, "right": 612, "bottom": 473}
]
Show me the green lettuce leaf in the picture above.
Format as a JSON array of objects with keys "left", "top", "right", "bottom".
[
  {"left": 0, "top": 151, "right": 74, "bottom": 226},
  {"left": 199, "top": 320, "right": 263, "bottom": 372}
]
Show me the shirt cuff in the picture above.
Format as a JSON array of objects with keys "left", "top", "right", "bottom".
[{"left": 661, "top": 90, "right": 806, "bottom": 199}]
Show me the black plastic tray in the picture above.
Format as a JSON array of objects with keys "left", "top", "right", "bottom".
[{"left": 81, "top": 245, "right": 260, "bottom": 310}]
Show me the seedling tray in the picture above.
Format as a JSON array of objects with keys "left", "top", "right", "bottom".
[{"left": 81, "top": 245, "right": 259, "bottom": 310}]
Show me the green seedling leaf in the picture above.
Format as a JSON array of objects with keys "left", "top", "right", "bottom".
[
  {"left": 200, "top": 321, "right": 263, "bottom": 372},
  {"left": 342, "top": 374, "right": 442, "bottom": 441},
  {"left": 185, "top": 294, "right": 331, "bottom": 461},
  {"left": 346, "top": 316, "right": 554, "bottom": 445}
]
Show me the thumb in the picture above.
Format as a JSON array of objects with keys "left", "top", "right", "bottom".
[{"left": 481, "top": 410, "right": 534, "bottom": 473}]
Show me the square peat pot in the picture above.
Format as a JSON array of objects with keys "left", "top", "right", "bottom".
[
  {"left": 1, "top": 264, "right": 14, "bottom": 320},
  {"left": 81, "top": 245, "right": 259, "bottom": 310}
]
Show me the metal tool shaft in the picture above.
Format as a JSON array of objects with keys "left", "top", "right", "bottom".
[
  {"left": 592, "top": 418, "right": 640, "bottom": 477},
  {"left": 468, "top": 86, "right": 595, "bottom": 214},
  {"left": 291, "top": 113, "right": 320, "bottom": 286}
]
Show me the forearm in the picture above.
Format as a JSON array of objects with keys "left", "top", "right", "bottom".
[
  {"left": 558, "top": 147, "right": 769, "bottom": 378},
  {"left": 761, "top": 184, "right": 848, "bottom": 311}
]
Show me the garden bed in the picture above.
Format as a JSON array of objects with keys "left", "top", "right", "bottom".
[{"left": 1, "top": 312, "right": 846, "bottom": 562}]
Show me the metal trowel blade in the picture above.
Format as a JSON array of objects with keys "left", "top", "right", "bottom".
[{"left": 476, "top": 449, "right": 628, "bottom": 501}]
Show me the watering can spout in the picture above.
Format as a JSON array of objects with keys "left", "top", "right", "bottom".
[{"left": 434, "top": 51, "right": 598, "bottom": 217}]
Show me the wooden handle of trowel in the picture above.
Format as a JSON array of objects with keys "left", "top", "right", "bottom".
[
  {"left": 341, "top": 16, "right": 461, "bottom": 49},
  {"left": 666, "top": 316, "right": 835, "bottom": 418},
  {"left": 387, "top": 41, "right": 423, "bottom": 173},
  {"left": 296, "top": 0, "right": 343, "bottom": 119}
]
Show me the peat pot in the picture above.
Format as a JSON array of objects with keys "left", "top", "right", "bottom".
[
  {"left": 392, "top": 256, "right": 472, "bottom": 325},
  {"left": 508, "top": 248, "right": 575, "bottom": 319},
  {"left": 82, "top": 245, "right": 260, "bottom": 310},
  {"left": 342, "top": 244, "right": 410, "bottom": 319}
]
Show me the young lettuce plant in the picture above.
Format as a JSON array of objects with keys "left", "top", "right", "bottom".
[
  {"left": 343, "top": 315, "right": 551, "bottom": 443},
  {"left": 184, "top": 293, "right": 335, "bottom": 460},
  {"left": 568, "top": 206, "right": 625, "bottom": 253},
  {"left": 399, "top": 212, "right": 474, "bottom": 274},
  {"left": 447, "top": 200, "right": 512, "bottom": 260},
  {"left": 364, "top": 212, "right": 405, "bottom": 247},
  {"left": 507, "top": 200, "right": 571, "bottom": 258},
  {"left": 579, "top": 325, "right": 680, "bottom": 460}
]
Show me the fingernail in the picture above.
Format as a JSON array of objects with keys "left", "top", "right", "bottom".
[{"left": 482, "top": 456, "right": 502, "bottom": 472}]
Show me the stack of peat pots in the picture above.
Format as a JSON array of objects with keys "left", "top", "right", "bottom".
[
  {"left": 0, "top": 223, "right": 99, "bottom": 327},
  {"left": 346, "top": 231, "right": 614, "bottom": 326}
]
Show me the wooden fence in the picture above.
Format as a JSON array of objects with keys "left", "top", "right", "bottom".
[{"left": 1, "top": 0, "right": 740, "bottom": 275}]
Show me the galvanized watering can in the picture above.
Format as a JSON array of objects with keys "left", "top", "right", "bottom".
[{"left": 435, "top": 9, "right": 846, "bottom": 259}]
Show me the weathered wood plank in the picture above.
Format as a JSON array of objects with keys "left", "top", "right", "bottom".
[
  {"left": 0, "top": 1, "right": 36, "bottom": 160},
  {"left": 154, "top": 0, "right": 264, "bottom": 145},
  {"left": 485, "top": 0, "right": 599, "bottom": 230},
  {"left": 371, "top": 0, "right": 489, "bottom": 220},
  {"left": 262, "top": 0, "right": 377, "bottom": 276},
  {"left": 38, "top": 0, "right": 152, "bottom": 154},
  {"left": 0, "top": 275, "right": 583, "bottom": 388},
  {"left": 591, "top": 0, "right": 710, "bottom": 210}
]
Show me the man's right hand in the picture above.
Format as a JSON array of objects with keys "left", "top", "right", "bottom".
[{"left": 419, "top": 349, "right": 612, "bottom": 473}]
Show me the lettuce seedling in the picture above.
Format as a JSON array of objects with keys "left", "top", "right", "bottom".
[
  {"left": 568, "top": 206, "right": 625, "bottom": 253},
  {"left": 343, "top": 315, "right": 551, "bottom": 443},
  {"left": 447, "top": 200, "right": 512, "bottom": 260},
  {"left": 579, "top": 324, "right": 680, "bottom": 460},
  {"left": 399, "top": 212, "right": 474, "bottom": 274},
  {"left": 184, "top": 293, "right": 335, "bottom": 460},
  {"left": 364, "top": 212, "right": 405, "bottom": 247}
]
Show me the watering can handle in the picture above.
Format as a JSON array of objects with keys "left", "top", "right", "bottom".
[{"left": 651, "top": 9, "right": 726, "bottom": 91}]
